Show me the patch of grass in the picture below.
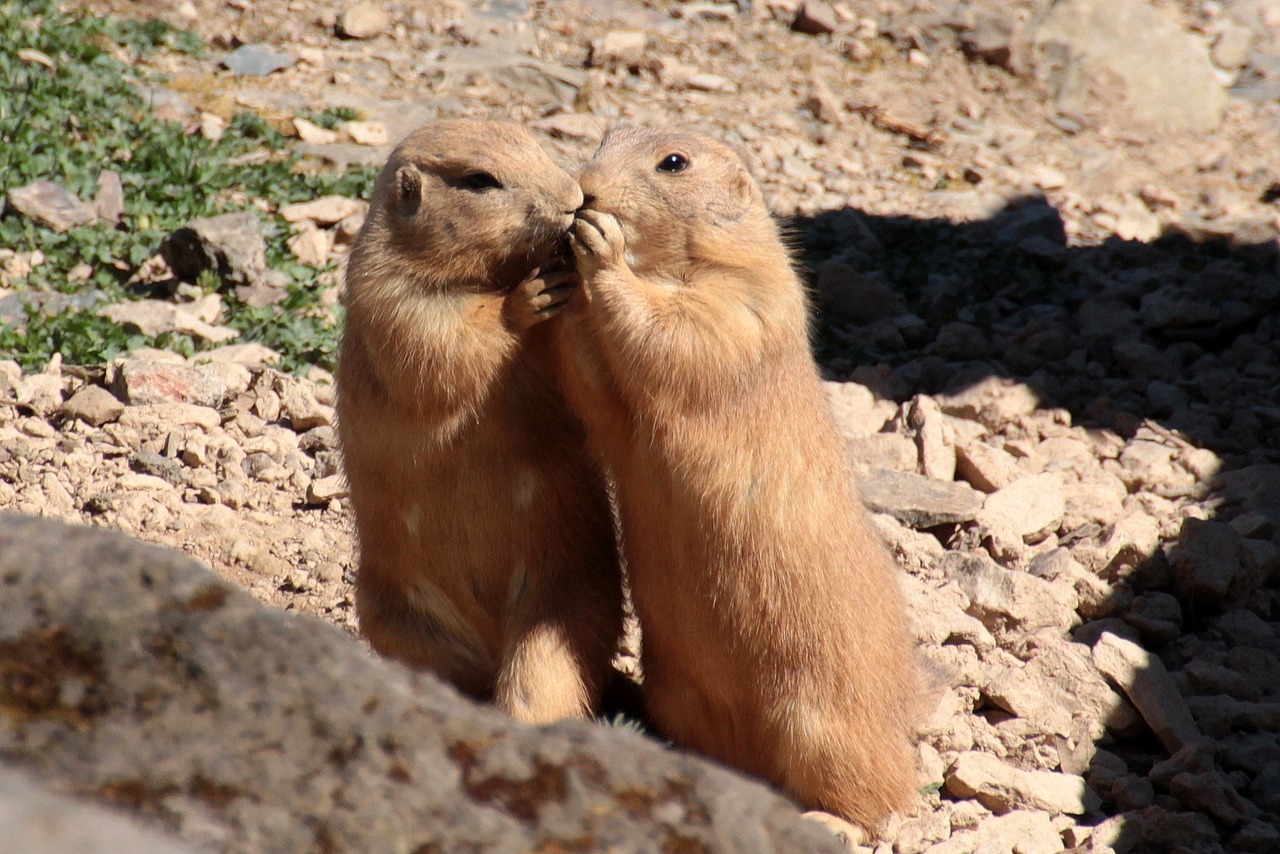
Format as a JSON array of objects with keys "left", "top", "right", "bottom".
[
  {"left": 0, "top": 0, "right": 376, "bottom": 372},
  {"left": 303, "top": 106, "right": 362, "bottom": 130}
]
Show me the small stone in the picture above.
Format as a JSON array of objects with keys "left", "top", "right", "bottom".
[
  {"left": 906, "top": 396, "right": 955, "bottom": 482},
  {"left": 1183, "top": 659, "right": 1263, "bottom": 702},
  {"left": 590, "top": 30, "right": 647, "bottom": 67},
  {"left": 1251, "top": 759, "right": 1280, "bottom": 814},
  {"left": 1172, "top": 518, "right": 1260, "bottom": 612},
  {"left": 306, "top": 475, "right": 348, "bottom": 505},
  {"left": 160, "top": 211, "right": 267, "bottom": 289},
  {"left": 844, "top": 433, "right": 918, "bottom": 474},
  {"left": 938, "top": 377, "right": 1040, "bottom": 429},
  {"left": 945, "top": 751, "right": 1100, "bottom": 814},
  {"left": 221, "top": 44, "right": 295, "bottom": 76},
  {"left": 946, "top": 551, "right": 1079, "bottom": 637},
  {"left": 338, "top": 2, "right": 391, "bottom": 39},
  {"left": 1188, "top": 695, "right": 1280, "bottom": 737},
  {"left": 199, "top": 112, "right": 226, "bottom": 141},
  {"left": 979, "top": 473, "right": 1066, "bottom": 539},
  {"left": 1211, "top": 24, "right": 1251, "bottom": 70},
  {"left": 955, "top": 440, "right": 1021, "bottom": 493},
  {"left": 935, "top": 321, "right": 991, "bottom": 360},
  {"left": 287, "top": 222, "right": 333, "bottom": 266},
  {"left": 792, "top": 0, "right": 838, "bottom": 35},
  {"left": 242, "top": 451, "right": 286, "bottom": 483},
  {"left": 343, "top": 121, "right": 389, "bottom": 146},
  {"left": 1232, "top": 820, "right": 1280, "bottom": 854},
  {"left": 1220, "top": 605, "right": 1275, "bottom": 643},
  {"left": 279, "top": 195, "right": 366, "bottom": 226},
  {"left": 293, "top": 117, "right": 339, "bottom": 145},
  {"left": 94, "top": 170, "right": 125, "bottom": 224},
  {"left": 900, "top": 573, "right": 995, "bottom": 652},
  {"left": 130, "top": 450, "right": 185, "bottom": 486},
  {"left": 274, "top": 375, "right": 334, "bottom": 431},
  {"left": 959, "top": 10, "right": 1020, "bottom": 70},
  {"left": 1169, "top": 771, "right": 1252, "bottom": 825},
  {"left": 686, "top": 72, "right": 734, "bottom": 93},
  {"left": 1109, "top": 774, "right": 1155, "bottom": 810},
  {"left": 805, "top": 77, "right": 845, "bottom": 124},
  {"left": 1122, "top": 591, "right": 1183, "bottom": 645},
  {"left": 58, "top": 385, "right": 125, "bottom": 427},
  {"left": 815, "top": 262, "right": 906, "bottom": 324},
  {"left": 99, "top": 300, "right": 191, "bottom": 339},
  {"left": 7, "top": 180, "right": 97, "bottom": 232},
  {"left": 1092, "top": 631, "right": 1202, "bottom": 754},
  {"left": 117, "top": 403, "right": 222, "bottom": 431},
  {"left": 112, "top": 359, "right": 230, "bottom": 408},
  {"left": 1112, "top": 339, "right": 1177, "bottom": 382},
  {"left": 17, "top": 373, "right": 66, "bottom": 416},
  {"left": 858, "top": 468, "right": 984, "bottom": 528}
]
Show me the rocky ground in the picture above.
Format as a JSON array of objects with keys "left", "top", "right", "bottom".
[{"left": 3, "top": 0, "right": 1280, "bottom": 852}]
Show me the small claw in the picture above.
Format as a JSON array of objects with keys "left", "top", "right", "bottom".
[{"left": 528, "top": 282, "right": 575, "bottom": 312}]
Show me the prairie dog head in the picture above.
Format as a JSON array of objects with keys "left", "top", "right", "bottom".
[
  {"left": 577, "top": 126, "right": 784, "bottom": 277},
  {"left": 353, "top": 120, "right": 583, "bottom": 292}
]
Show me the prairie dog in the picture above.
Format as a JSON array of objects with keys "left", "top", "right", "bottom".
[
  {"left": 558, "top": 126, "right": 919, "bottom": 831},
  {"left": 336, "top": 120, "right": 622, "bottom": 723}
]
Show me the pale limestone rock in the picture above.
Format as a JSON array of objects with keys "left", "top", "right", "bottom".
[
  {"left": 945, "top": 751, "right": 1100, "bottom": 814},
  {"left": 979, "top": 473, "right": 1066, "bottom": 539},
  {"left": 955, "top": 440, "right": 1022, "bottom": 493},
  {"left": 58, "top": 386, "right": 124, "bottom": 428},
  {"left": 1092, "top": 631, "right": 1202, "bottom": 753}
]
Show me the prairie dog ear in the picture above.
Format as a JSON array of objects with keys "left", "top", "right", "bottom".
[
  {"left": 394, "top": 163, "right": 424, "bottom": 216},
  {"left": 707, "top": 168, "right": 755, "bottom": 224}
]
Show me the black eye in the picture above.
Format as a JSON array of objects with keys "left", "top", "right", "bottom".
[
  {"left": 461, "top": 171, "right": 503, "bottom": 191},
  {"left": 656, "top": 153, "right": 689, "bottom": 173}
]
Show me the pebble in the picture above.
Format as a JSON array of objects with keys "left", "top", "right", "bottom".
[
  {"left": 944, "top": 751, "right": 1101, "bottom": 814},
  {"left": 858, "top": 468, "right": 984, "bottom": 528},
  {"left": 792, "top": 1, "right": 838, "bottom": 36},
  {"left": 58, "top": 386, "right": 125, "bottom": 428},
  {"left": 1092, "top": 631, "right": 1202, "bottom": 753},
  {"left": 7, "top": 180, "right": 97, "bottom": 233},
  {"left": 221, "top": 44, "right": 295, "bottom": 76},
  {"left": 337, "top": 1, "right": 391, "bottom": 39}
]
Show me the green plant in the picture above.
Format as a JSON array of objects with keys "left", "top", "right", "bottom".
[
  {"left": 0, "top": 0, "right": 376, "bottom": 372},
  {"left": 302, "top": 106, "right": 362, "bottom": 130}
]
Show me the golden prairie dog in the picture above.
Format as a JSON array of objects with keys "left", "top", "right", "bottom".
[
  {"left": 336, "top": 120, "right": 622, "bottom": 723},
  {"left": 557, "top": 126, "right": 919, "bottom": 832}
]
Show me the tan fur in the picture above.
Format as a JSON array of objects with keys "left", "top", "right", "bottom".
[
  {"left": 558, "top": 126, "right": 920, "bottom": 832},
  {"left": 336, "top": 120, "right": 622, "bottom": 723}
]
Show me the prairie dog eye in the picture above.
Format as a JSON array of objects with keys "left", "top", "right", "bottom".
[
  {"left": 656, "top": 153, "right": 690, "bottom": 173},
  {"left": 461, "top": 171, "right": 503, "bottom": 191}
]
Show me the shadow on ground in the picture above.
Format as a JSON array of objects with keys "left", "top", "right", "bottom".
[{"left": 792, "top": 196, "right": 1280, "bottom": 849}]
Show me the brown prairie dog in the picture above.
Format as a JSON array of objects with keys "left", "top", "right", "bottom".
[
  {"left": 558, "top": 126, "right": 919, "bottom": 832},
  {"left": 336, "top": 120, "right": 622, "bottom": 723}
]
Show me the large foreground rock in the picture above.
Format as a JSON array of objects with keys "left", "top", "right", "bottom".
[
  {"left": 0, "top": 514, "right": 840, "bottom": 854},
  {"left": 0, "top": 766, "right": 195, "bottom": 854}
]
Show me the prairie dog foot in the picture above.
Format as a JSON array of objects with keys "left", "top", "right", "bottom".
[{"left": 801, "top": 811, "right": 867, "bottom": 851}]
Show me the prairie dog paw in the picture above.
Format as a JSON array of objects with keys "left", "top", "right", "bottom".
[
  {"left": 570, "top": 209, "right": 627, "bottom": 274},
  {"left": 503, "top": 268, "right": 578, "bottom": 331},
  {"left": 801, "top": 811, "right": 867, "bottom": 850}
]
